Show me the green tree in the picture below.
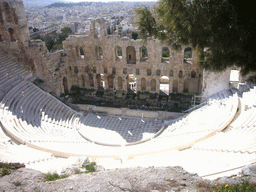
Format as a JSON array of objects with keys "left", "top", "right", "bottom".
[
  {"left": 44, "top": 36, "right": 55, "bottom": 51},
  {"left": 135, "top": 1, "right": 256, "bottom": 75}
]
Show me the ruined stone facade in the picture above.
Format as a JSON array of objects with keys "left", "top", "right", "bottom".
[
  {"left": 0, "top": 0, "right": 236, "bottom": 99},
  {"left": 60, "top": 18, "right": 203, "bottom": 96}
]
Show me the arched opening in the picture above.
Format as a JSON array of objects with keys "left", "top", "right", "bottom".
[
  {"left": 140, "top": 46, "right": 148, "bottom": 62},
  {"left": 96, "top": 73, "right": 106, "bottom": 90},
  {"left": 173, "top": 80, "right": 178, "bottom": 92},
  {"left": 115, "top": 46, "right": 122, "bottom": 61},
  {"left": 184, "top": 47, "right": 192, "bottom": 63},
  {"left": 147, "top": 69, "right": 151, "bottom": 76},
  {"left": 118, "top": 76, "right": 123, "bottom": 89},
  {"left": 95, "top": 45, "right": 103, "bottom": 60},
  {"left": 80, "top": 46, "right": 84, "bottom": 59},
  {"left": 141, "top": 77, "right": 146, "bottom": 91},
  {"left": 3, "top": 2, "right": 12, "bottom": 23},
  {"left": 184, "top": 79, "right": 190, "bottom": 93},
  {"left": 112, "top": 67, "right": 116, "bottom": 75},
  {"left": 126, "top": 46, "right": 136, "bottom": 64},
  {"left": 107, "top": 75, "right": 114, "bottom": 89},
  {"left": 150, "top": 79, "right": 156, "bottom": 92},
  {"left": 95, "top": 22, "right": 101, "bottom": 37},
  {"left": 78, "top": 75, "right": 85, "bottom": 88},
  {"left": 63, "top": 77, "right": 69, "bottom": 94},
  {"left": 127, "top": 74, "right": 137, "bottom": 93},
  {"left": 156, "top": 69, "right": 161, "bottom": 76},
  {"left": 8, "top": 28, "right": 16, "bottom": 41},
  {"left": 161, "top": 46, "right": 169, "bottom": 63},
  {"left": 178, "top": 70, "right": 183, "bottom": 78},
  {"left": 88, "top": 74, "right": 94, "bottom": 88},
  {"left": 191, "top": 70, "right": 196, "bottom": 78},
  {"left": 169, "top": 70, "right": 173, "bottom": 77},
  {"left": 74, "top": 66, "right": 78, "bottom": 74},
  {"left": 160, "top": 76, "right": 169, "bottom": 95}
]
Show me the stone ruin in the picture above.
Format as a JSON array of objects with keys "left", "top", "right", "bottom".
[{"left": 0, "top": 0, "right": 236, "bottom": 101}]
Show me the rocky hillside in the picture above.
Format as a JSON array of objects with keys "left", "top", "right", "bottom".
[{"left": 1, "top": 164, "right": 256, "bottom": 192}]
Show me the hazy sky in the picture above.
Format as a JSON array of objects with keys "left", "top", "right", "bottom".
[{"left": 64, "top": 0, "right": 157, "bottom": 2}]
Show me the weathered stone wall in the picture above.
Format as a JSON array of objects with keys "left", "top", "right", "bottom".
[
  {"left": 201, "top": 69, "right": 231, "bottom": 97},
  {"left": 60, "top": 19, "right": 203, "bottom": 96}
]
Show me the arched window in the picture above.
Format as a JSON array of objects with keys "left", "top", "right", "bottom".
[
  {"left": 156, "top": 69, "right": 161, "bottom": 76},
  {"left": 8, "top": 28, "right": 16, "bottom": 41},
  {"left": 126, "top": 46, "right": 136, "bottom": 64},
  {"left": 115, "top": 46, "right": 122, "bottom": 61},
  {"left": 150, "top": 79, "right": 156, "bottom": 91},
  {"left": 191, "top": 70, "right": 196, "bottom": 78},
  {"left": 95, "top": 46, "right": 103, "bottom": 60},
  {"left": 169, "top": 70, "right": 173, "bottom": 77},
  {"left": 118, "top": 76, "right": 123, "bottom": 89},
  {"left": 80, "top": 46, "right": 84, "bottom": 59},
  {"left": 89, "top": 74, "right": 94, "bottom": 87},
  {"left": 161, "top": 47, "right": 169, "bottom": 63},
  {"left": 179, "top": 70, "right": 183, "bottom": 78},
  {"left": 147, "top": 69, "right": 151, "bottom": 76},
  {"left": 141, "top": 78, "right": 146, "bottom": 91},
  {"left": 112, "top": 67, "right": 116, "bottom": 75},
  {"left": 74, "top": 66, "right": 78, "bottom": 74},
  {"left": 140, "top": 46, "right": 148, "bottom": 62},
  {"left": 184, "top": 47, "right": 192, "bottom": 59}
]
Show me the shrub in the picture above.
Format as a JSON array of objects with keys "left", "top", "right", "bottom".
[
  {"left": 1, "top": 168, "right": 10, "bottom": 176},
  {"left": 213, "top": 182, "right": 256, "bottom": 192},
  {"left": 45, "top": 173, "right": 69, "bottom": 181},
  {"left": 82, "top": 162, "right": 96, "bottom": 173}
]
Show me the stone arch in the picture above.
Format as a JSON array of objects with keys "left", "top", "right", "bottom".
[
  {"left": 127, "top": 74, "right": 137, "bottom": 93},
  {"left": 79, "top": 46, "right": 84, "bottom": 59},
  {"left": 95, "top": 45, "right": 103, "bottom": 60},
  {"left": 184, "top": 47, "right": 192, "bottom": 59},
  {"left": 3, "top": 2, "right": 12, "bottom": 22},
  {"left": 140, "top": 46, "right": 148, "bottom": 62},
  {"left": 88, "top": 74, "right": 94, "bottom": 87},
  {"left": 96, "top": 73, "right": 105, "bottom": 89},
  {"left": 95, "top": 22, "right": 101, "bottom": 36},
  {"left": 173, "top": 80, "right": 178, "bottom": 92},
  {"left": 156, "top": 69, "right": 161, "bottom": 76},
  {"left": 169, "top": 70, "right": 173, "bottom": 77},
  {"left": 184, "top": 79, "right": 190, "bottom": 93},
  {"left": 178, "top": 70, "right": 183, "bottom": 78},
  {"left": 107, "top": 75, "right": 114, "bottom": 89},
  {"left": 150, "top": 79, "right": 156, "bottom": 91},
  {"left": 191, "top": 70, "right": 196, "bottom": 78},
  {"left": 160, "top": 76, "right": 169, "bottom": 95},
  {"left": 115, "top": 46, "right": 122, "bottom": 61},
  {"left": 63, "top": 77, "right": 69, "bottom": 94},
  {"left": 118, "top": 76, "right": 123, "bottom": 89},
  {"left": 161, "top": 46, "right": 169, "bottom": 63},
  {"left": 141, "top": 77, "right": 146, "bottom": 91},
  {"left": 126, "top": 46, "right": 136, "bottom": 64},
  {"left": 78, "top": 75, "right": 85, "bottom": 88},
  {"left": 8, "top": 28, "right": 16, "bottom": 41}
]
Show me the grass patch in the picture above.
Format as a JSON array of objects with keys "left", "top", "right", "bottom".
[
  {"left": 82, "top": 162, "right": 96, "bottom": 173},
  {"left": 213, "top": 182, "right": 256, "bottom": 192},
  {"left": 45, "top": 173, "right": 69, "bottom": 181}
]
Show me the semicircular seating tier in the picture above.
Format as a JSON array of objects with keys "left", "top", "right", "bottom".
[{"left": 0, "top": 79, "right": 239, "bottom": 158}]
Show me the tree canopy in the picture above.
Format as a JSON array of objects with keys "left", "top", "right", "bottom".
[{"left": 135, "top": 0, "right": 256, "bottom": 75}]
